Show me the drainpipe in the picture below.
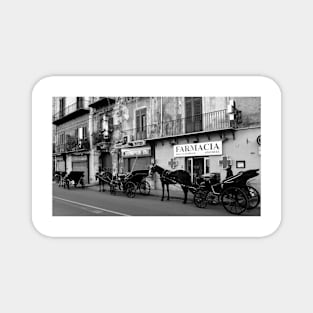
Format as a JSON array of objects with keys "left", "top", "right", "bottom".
[
  {"left": 89, "top": 105, "right": 94, "bottom": 183},
  {"left": 160, "top": 97, "right": 163, "bottom": 137}
]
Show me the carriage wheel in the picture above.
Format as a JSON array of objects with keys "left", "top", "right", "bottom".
[
  {"left": 221, "top": 187, "right": 248, "bottom": 215},
  {"left": 125, "top": 182, "right": 136, "bottom": 198},
  {"left": 110, "top": 183, "right": 116, "bottom": 195},
  {"left": 206, "top": 192, "right": 220, "bottom": 205},
  {"left": 65, "top": 179, "right": 70, "bottom": 189},
  {"left": 245, "top": 186, "right": 260, "bottom": 209},
  {"left": 194, "top": 190, "right": 208, "bottom": 208},
  {"left": 139, "top": 180, "right": 151, "bottom": 195}
]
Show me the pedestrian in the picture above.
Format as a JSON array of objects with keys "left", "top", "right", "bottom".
[{"left": 226, "top": 165, "right": 233, "bottom": 178}]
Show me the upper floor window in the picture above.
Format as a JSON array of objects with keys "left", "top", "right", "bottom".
[
  {"left": 185, "top": 97, "right": 202, "bottom": 133},
  {"left": 76, "top": 126, "right": 87, "bottom": 140},
  {"left": 136, "top": 108, "right": 147, "bottom": 140},
  {"left": 76, "top": 97, "right": 84, "bottom": 109},
  {"left": 58, "top": 132, "right": 65, "bottom": 145},
  {"left": 59, "top": 98, "right": 65, "bottom": 117}
]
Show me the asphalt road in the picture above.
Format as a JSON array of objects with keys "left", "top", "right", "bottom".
[{"left": 53, "top": 184, "right": 261, "bottom": 216}]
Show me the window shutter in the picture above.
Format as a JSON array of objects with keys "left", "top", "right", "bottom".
[
  {"left": 136, "top": 112, "right": 140, "bottom": 131},
  {"left": 193, "top": 97, "right": 202, "bottom": 131},
  {"left": 142, "top": 114, "right": 146, "bottom": 131},
  {"left": 194, "top": 98, "right": 202, "bottom": 116},
  {"left": 108, "top": 117, "right": 113, "bottom": 131},
  {"left": 78, "top": 127, "right": 83, "bottom": 140},
  {"left": 185, "top": 98, "right": 193, "bottom": 133},
  {"left": 185, "top": 98, "right": 192, "bottom": 117}
]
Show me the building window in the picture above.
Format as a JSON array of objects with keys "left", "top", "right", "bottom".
[
  {"left": 98, "top": 114, "right": 104, "bottom": 131},
  {"left": 185, "top": 97, "right": 202, "bottom": 133},
  {"left": 59, "top": 98, "right": 65, "bottom": 118},
  {"left": 77, "top": 126, "right": 87, "bottom": 140},
  {"left": 136, "top": 108, "right": 147, "bottom": 140},
  {"left": 76, "top": 97, "right": 84, "bottom": 109},
  {"left": 59, "top": 132, "right": 65, "bottom": 145},
  {"left": 76, "top": 126, "right": 88, "bottom": 149}
]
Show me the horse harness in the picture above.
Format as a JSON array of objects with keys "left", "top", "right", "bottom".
[
  {"left": 160, "top": 170, "right": 177, "bottom": 184},
  {"left": 153, "top": 165, "right": 192, "bottom": 189}
]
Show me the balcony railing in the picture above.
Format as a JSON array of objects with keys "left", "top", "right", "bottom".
[
  {"left": 92, "top": 132, "right": 110, "bottom": 145},
  {"left": 53, "top": 100, "right": 89, "bottom": 124},
  {"left": 119, "top": 109, "right": 233, "bottom": 142},
  {"left": 55, "top": 138, "right": 90, "bottom": 154}
]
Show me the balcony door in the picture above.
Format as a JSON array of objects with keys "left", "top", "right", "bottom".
[
  {"left": 136, "top": 108, "right": 147, "bottom": 140},
  {"left": 59, "top": 98, "right": 65, "bottom": 118},
  {"left": 185, "top": 97, "right": 202, "bottom": 133},
  {"left": 76, "top": 97, "right": 84, "bottom": 109}
]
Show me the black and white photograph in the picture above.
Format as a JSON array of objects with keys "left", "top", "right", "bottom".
[{"left": 52, "top": 96, "right": 261, "bottom": 216}]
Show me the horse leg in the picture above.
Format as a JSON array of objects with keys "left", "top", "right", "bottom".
[
  {"left": 182, "top": 186, "right": 188, "bottom": 204},
  {"left": 167, "top": 184, "right": 170, "bottom": 200},
  {"left": 161, "top": 182, "right": 164, "bottom": 201}
]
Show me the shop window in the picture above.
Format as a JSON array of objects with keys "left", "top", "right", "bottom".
[{"left": 185, "top": 97, "right": 202, "bottom": 133}]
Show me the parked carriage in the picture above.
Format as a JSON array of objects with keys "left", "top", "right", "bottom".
[
  {"left": 109, "top": 170, "right": 151, "bottom": 198},
  {"left": 55, "top": 171, "right": 67, "bottom": 187},
  {"left": 95, "top": 171, "right": 113, "bottom": 192},
  {"left": 57, "top": 171, "right": 85, "bottom": 189},
  {"left": 193, "top": 169, "right": 260, "bottom": 215}
]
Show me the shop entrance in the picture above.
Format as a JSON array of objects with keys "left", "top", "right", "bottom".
[
  {"left": 99, "top": 152, "right": 112, "bottom": 172},
  {"left": 186, "top": 157, "right": 210, "bottom": 183}
]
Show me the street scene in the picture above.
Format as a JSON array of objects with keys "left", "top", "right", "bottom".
[
  {"left": 53, "top": 97, "right": 261, "bottom": 216},
  {"left": 53, "top": 183, "right": 260, "bottom": 216}
]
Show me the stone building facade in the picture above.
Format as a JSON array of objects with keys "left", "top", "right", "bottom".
[{"left": 53, "top": 97, "right": 261, "bottom": 190}]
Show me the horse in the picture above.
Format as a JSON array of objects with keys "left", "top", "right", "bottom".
[
  {"left": 149, "top": 164, "right": 192, "bottom": 204},
  {"left": 95, "top": 171, "right": 112, "bottom": 192}
]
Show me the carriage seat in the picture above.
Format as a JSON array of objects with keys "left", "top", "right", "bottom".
[{"left": 201, "top": 172, "right": 221, "bottom": 185}]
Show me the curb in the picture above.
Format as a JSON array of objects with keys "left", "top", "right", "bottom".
[{"left": 54, "top": 181, "right": 194, "bottom": 201}]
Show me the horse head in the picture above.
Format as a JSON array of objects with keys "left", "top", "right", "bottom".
[
  {"left": 149, "top": 164, "right": 165, "bottom": 177},
  {"left": 148, "top": 164, "right": 156, "bottom": 177}
]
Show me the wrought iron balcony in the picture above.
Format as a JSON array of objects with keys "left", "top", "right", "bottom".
[
  {"left": 55, "top": 138, "right": 90, "bottom": 154},
  {"left": 92, "top": 132, "right": 110, "bottom": 146},
  {"left": 89, "top": 97, "right": 116, "bottom": 109},
  {"left": 118, "top": 109, "right": 234, "bottom": 142},
  {"left": 53, "top": 100, "right": 89, "bottom": 125},
  {"left": 55, "top": 144, "right": 66, "bottom": 154}
]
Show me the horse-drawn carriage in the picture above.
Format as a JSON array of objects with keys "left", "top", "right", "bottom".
[
  {"left": 193, "top": 169, "right": 260, "bottom": 215},
  {"left": 55, "top": 171, "right": 67, "bottom": 187},
  {"left": 96, "top": 169, "right": 151, "bottom": 198},
  {"left": 110, "top": 170, "right": 151, "bottom": 198},
  {"left": 56, "top": 171, "right": 85, "bottom": 189}
]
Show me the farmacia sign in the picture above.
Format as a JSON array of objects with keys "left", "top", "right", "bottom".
[{"left": 174, "top": 141, "right": 222, "bottom": 157}]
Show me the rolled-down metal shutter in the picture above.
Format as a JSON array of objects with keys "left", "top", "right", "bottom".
[
  {"left": 72, "top": 161, "right": 88, "bottom": 183},
  {"left": 129, "top": 157, "right": 151, "bottom": 172},
  {"left": 56, "top": 160, "right": 65, "bottom": 172}
]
